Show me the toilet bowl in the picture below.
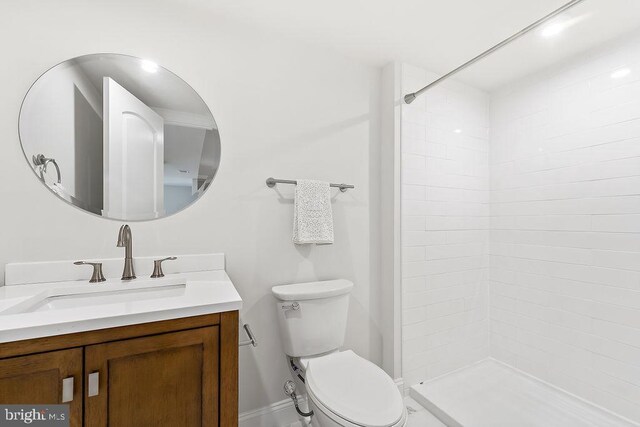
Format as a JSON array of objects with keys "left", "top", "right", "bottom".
[
  {"left": 304, "top": 351, "right": 407, "bottom": 427},
  {"left": 272, "top": 279, "right": 407, "bottom": 427}
]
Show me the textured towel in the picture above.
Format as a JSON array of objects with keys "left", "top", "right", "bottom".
[{"left": 293, "top": 180, "right": 334, "bottom": 245}]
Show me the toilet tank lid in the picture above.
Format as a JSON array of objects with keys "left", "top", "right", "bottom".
[{"left": 271, "top": 279, "right": 353, "bottom": 301}]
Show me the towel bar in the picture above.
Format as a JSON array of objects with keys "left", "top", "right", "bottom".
[
  {"left": 239, "top": 323, "right": 257, "bottom": 347},
  {"left": 33, "top": 153, "right": 61, "bottom": 184},
  {"left": 266, "top": 177, "right": 354, "bottom": 192}
]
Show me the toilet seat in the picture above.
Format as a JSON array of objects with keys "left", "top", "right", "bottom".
[
  {"left": 308, "top": 391, "right": 408, "bottom": 427},
  {"left": 305, "top": 351, "right": 405, "bottom": 427}
]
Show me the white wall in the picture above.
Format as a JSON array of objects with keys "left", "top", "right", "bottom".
[
  {"left": 0, "top": 0, "right": 382, "bottom": 414},
  {"left": 490, "top": 33, "right": 640, "bottom": 423},
  {"left": 400, "top": 64, "right": 490, "bottom": 387}
]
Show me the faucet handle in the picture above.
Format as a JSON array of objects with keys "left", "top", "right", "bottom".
[
  {"left": 74, "top": 261, "right": 106, "bottom": 283},
  {"left": 150, "top": 257, "right": 177, "bottom": 278}
]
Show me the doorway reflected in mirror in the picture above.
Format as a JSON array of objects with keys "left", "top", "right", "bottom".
[{"left": 19, "top": 53, "right": 221, "bottom": 221}]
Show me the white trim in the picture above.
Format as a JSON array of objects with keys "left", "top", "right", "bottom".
[
  {"left": 152, "top": 107, "right": 216, "bottom": 130},
  {"left": 238, "top": 380, "right": 405, "bottom": 427},
  {"left": 394, "top": 377, "right": 407, "bottom": 396},
  {"left": 239, "top": 397, "right": 307, "bottom": 427},
  {"left": 380, "top": 62, "right": 404, "bottom": 379}
]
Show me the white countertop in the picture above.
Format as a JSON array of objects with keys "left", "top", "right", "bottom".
[{"left": 0, "top": 269, "right": 242, "bottom": 343}]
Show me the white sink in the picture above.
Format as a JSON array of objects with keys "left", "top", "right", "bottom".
[{"left": 1, "top": 282, "right": 187, "bottom": 315}]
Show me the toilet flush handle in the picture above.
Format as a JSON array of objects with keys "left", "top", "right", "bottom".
[{"left": 281, "top": 302, "right": 300, "bottom": 311}]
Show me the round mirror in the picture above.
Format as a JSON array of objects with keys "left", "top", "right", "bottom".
[{"left": 19, "top": 53, "right": 220, "bottom": 221}]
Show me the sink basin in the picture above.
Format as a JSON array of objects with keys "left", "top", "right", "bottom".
[
  {"left": 0, "top": 255, "right": 243, "bottom": 344},
  {"left": 1, "top": 282, "right": 187, "bottom": 315}
]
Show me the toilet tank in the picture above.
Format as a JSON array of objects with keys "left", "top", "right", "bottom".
[{"left": 272, "top": 279, "right": 354, "bottom": 357}]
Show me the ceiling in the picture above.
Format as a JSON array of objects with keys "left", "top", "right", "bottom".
[{"left": 189, "top": 0, "right": 640, "bottom": 90}]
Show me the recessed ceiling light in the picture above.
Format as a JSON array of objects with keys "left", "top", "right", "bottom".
[
  {"left": 141, "top": 60, "right": 158, "bottom": 73},
  {"left": 611, "top": 68, "right": 631, "bottom": 79},
  {"left": 541, "top": 22, "right": 566, "bottom": 38},
  {"left": 453, "top": 129, "right": 462, "bottom": 134}
]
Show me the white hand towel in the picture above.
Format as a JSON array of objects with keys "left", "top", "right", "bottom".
[{"left": 293, "top": 180, "right": 334, "bottom": 245}]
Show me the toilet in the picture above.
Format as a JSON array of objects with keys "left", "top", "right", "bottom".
[{"left": 272, "top": 279, "right": 407, "bottom": 427}]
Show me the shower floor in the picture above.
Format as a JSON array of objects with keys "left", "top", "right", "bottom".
[{"left": 410, "top": 359, "right": 637, "bottom": 427}]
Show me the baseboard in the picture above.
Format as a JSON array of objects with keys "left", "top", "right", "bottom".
[
  {"left": 238, "top": 397, "right": 306, "bottom": 427},
  {"left": 239, "top": 378, "right": 405, "bottom": 427},
  {"left": 394, "top": 377, "right": 406, "bottom": 396}
]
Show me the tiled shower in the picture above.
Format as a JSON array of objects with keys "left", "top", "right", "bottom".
[{"left": 401, "top": 25, "right": 640, "bottom": 425}]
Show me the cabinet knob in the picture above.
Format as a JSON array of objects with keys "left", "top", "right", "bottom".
[
  {"left": 62, "top": 377, "right": 74, "bottom": 403},
  {"left": 88, "top": 372, "right": 100, "bottom": 397},
  {"left": 150, "top": 257, "right": 177, "bottom": 278}
]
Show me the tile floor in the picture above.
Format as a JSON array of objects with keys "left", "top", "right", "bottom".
[{"left": 405, "top": 397, "right": 446, "bottom": 426}]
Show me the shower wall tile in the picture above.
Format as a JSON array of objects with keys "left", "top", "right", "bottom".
[
  {"left": 400, "top": 63, "right": 491, "bottom": 388},
  {"left": 489, "top": 34, "right": 640, "bottom": 423}
]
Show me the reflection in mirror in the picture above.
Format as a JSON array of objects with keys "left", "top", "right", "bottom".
[{"left": 19, "top": 54, "right": 220, "bottom": 221}]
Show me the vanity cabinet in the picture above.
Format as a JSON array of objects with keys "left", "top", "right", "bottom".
[{"left": 0, "top": 311, "right": 238, "bottom": 427}]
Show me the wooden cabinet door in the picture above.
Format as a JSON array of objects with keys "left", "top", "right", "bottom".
[
  {"left": 0, "top": 348, "right": 83, "bottom": 427},
  {"left": 85, "top": 327, "right": 219, "bottom": 427}
]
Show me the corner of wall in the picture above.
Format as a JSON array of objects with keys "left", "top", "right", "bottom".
[{"left": 380, "top": 62, "right": 403, "bottom": 379}]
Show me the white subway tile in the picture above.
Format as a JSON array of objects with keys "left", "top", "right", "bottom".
[{"left": 404, "top": 39, "right": 640, "bottom": 420}]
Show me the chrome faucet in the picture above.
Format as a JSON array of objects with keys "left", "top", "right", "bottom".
[{"left": 116, "top": 224, "right": 136, "bottom": 280}]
